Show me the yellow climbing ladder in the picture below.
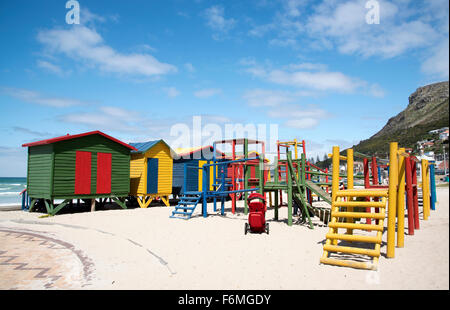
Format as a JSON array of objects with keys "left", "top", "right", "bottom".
[{"left": 320, "top": 189, "right": 388, "bottom": 270}]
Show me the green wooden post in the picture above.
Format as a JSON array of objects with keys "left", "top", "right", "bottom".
[
  {"left": 244, "top": 139, "right": 249, "bottom": 215},
  {"left": 29, "top": 198, "right": 37, "bottom": 212},
  {"left": 51, "top": 199, "right": 71, "bottom": 216},
  {"left": 287, "top": 152, "right": 313, "bottom": 229},
  {"left": 287, "top": 152, "right": 293, "bottom": 226},
  {"left": 112, "top": 197, "right": 127, "bottom": 209},
  {"left": 274, "top": 159, "right": 279, "bottom": 220},
  {"left": 258, "top": 156, "right": 263, "bottom": 195},
  {"left": 301, "top": 153, "right": 306, "bottom": 187},
  {"left": 44, "top": 199, "right": 53, "bottom": 215},
  {"left": 49, "top": 151, "right": 55, "bottom": 205},
  {"left": 301, "top": 153, "right": 307, "bottom": 222}
]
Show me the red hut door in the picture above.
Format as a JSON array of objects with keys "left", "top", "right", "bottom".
[
  {"left": 96, "top": 152, "right": 112, "bottom": 194},
  {"left": 75, "top": 151, "right": 91, "bottom": 194}
]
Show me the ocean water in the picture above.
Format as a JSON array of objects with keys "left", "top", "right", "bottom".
[{"left": 0, "top": 177, "right": 27, "bottom": 206}]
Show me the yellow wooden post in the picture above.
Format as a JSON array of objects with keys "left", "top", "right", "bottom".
[
  {"left": 322, "top": 146, "right": 340, "bottom": 258},
  {"left": 294, "top": 139, "right": 298, "bottom": 160},
  {"left": 397, "top": 148, "right": 406, "bottom": 248},
  {"left": 387, "top": 142, "right": 398, "bottom": 258},
  {"left": 346, "top": 148, "right": 354, "bottom": 235},
  {"left": 332, "top": 146, "right": 340, "bottom": 245}
]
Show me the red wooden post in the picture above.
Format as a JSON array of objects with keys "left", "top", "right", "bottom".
[
  {"left": 363, "top": 158, "right": 371, "bottom": 225},
  {"left": 371, "top": 157, "right": 380, "bottom": 224},
  {"left": 277, "top": 141, "right": 283, "bottom": 206},
  {"left": 371, "top": 157, "right": 378, "bottom": 185},
  {"left": 405, "top": 157, "right": 414, "bottom": 235},
  {"left": 231, "top": 139, "right": 236, "bottom": 214},
  {"left": 326, "top": 168, "right": 329, "bottom": 193},
  {"left": 363, "top": 158, "right": 370, "bottom": 187},
  {"left": 411, "top": 159, "right": 420, "bottom": 230}
]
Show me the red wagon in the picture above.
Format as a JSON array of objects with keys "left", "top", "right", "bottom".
[{"left": 244, "top": 193, "right": 269, "bottom": 234}]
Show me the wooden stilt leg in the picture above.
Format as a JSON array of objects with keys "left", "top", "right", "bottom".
[
  {"left": 91, "top": 198, "right": 96, "bottom": 212},
  {"left": 29, "top": 199, "right": 37, "bottom": 212},
  {"left": 161, "top": 196, "right": 170, "bottom": 207},
  {"left": 144, "top": 196, "right": 153, "bottom": 208}
]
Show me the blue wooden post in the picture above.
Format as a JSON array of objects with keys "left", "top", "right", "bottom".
[
  {"left": 378, "top": 166, "right": 381, "bottom": 184},
  {"left": 221, "top": 164, "right": 225, "bottom": 215},
  {"left": 21, "top": 191, "right": 26, "bottom": 210},
  {"left": 430, "top": 162, "right": 436, "bottom": 211},
  {"left": 183, "top": 163, "right": 187, "bottom": 195},
  {"left": 202, "top": 166, "right": 208, "bottom": 217}
]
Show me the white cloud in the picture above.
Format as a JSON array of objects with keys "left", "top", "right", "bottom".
[
  {"left": 285, "top": 118, "right": 319, "bottom": 129},
  {"left": 421, "top": 40, "right": 449, "bottom": 79},
  {"left": 163, "top": 87, "right": 180, "bottom": 98},
  {"left": 184, "top": 63, "right": 195, "bottom": 72},
  {"left": 243, "top": 89, "right": 314, "bottom": 107},
  {"left": 284, "top": 62, "right": 328, "bottom": 71},
  {"left": 36, "top": 60, "right": 65, "bottom": 76},
  {"left": 194, "top": 88, "right": 222, "bottom": 98},
  {"left": 277, "top": 103, "right": 331, "bottom": 129},
  {"left": 37, "top": 25, "right": 177, "bottom": 77},
  {"left": 283, "top": 0, "right": 306, "bottom": 17},
  {"left": 1, "top": 87, "right": 91, "bottom": 108},
  {"left": 82, "top": 7, "right": 106, "bottom": 24},
  {"left": 242, "top": 88, "right": 331, "bottom": 130},
  {"left": 242, "top": 61, "right": 380, "bottom": 95},
  {"left": 268, "top": 69, "right": 364, "bottom": 92},
  {"left": 12, "top": 126, "right": 52, "bottom": 137},
  {"left": 59, "top": 105, "right": 142, "bottom": 133},
  {"left": 249, "top": 0, "right": 446, "bottom": 68},
  {"left": 305, "top": 0, "right": 440, "bottom": 58},
  {"left": 204, "top": 5, "right": 236, "bottom": 39}
]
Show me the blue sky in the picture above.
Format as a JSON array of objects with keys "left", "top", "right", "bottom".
[{"left": 0, "top": 0, "right": 448, "bottom": 176}]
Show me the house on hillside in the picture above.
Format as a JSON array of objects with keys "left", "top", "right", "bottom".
[
  {"left": 439, "top": 129, "right": 449, "bottom": 141},
  {"left": 429, "top": 127, "right": 449, "bottom": 135}
]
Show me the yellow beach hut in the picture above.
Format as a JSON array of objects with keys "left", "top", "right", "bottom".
[{"left": 129, "top": 140, "right": 174, "bottom": 207}]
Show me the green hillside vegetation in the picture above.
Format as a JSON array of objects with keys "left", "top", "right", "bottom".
[
  {"left": 315, "top": 82, "right": 449, "bottom": 169},
  {"left": 354, "top": 107, "right": 449, "bottom": 155}
]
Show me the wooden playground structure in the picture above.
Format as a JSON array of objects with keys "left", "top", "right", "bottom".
[
  {"left": 170, "top": 138, "right": 268, "bottom": 219},
  {"left": 320, "top": 142, "right": 437, "bottom": 270},
  {"left": 18, "top": 131, "right": 439, "bottom": 272}
]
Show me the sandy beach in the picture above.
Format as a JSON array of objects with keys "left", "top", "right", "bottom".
[{"left": 0, "top": 187, "right": 448, "bottom": 290}]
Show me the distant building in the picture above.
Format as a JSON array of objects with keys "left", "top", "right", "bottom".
[
  {"left": 354, "top": 161, "right": 364, "bottom": 173},
  {"left": 439, "top": 129, "right": 449, "bottom": 141},
  {"left": 417, "top": 139, "right": 431, "bottom": 149},
  {"left": 437, "top": 160, "right": 449, "bottom": 171},
  {"left": 423, "top": 141, "right": 435, "bottom": 148},
  {"left": 429, "top": 127, "right": 449, "bottom": 135}
]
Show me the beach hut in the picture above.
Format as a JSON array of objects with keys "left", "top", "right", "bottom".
[
  {"left": 129, "top": 140, "right": 174, "bottom": 208},
  {"left": 21, "top": 131, "right": 137, "bottom": 215},
  {"left": 172, "top": 146, "right": 224, "bottom": 197}
]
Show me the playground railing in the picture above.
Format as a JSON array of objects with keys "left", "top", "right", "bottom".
[{"left": 19, "top": 188, "right": 30, "bottom": 210}]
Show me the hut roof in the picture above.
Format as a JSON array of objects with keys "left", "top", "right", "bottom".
[
  {"left": 174, "top": 145, "right": 225, "bottom": 158},
  {"left": 22, "top": 130, "right": 137, "bottom": 151},
  {"left": 129, "top": 139, "right": 175, "bottom": 154}
]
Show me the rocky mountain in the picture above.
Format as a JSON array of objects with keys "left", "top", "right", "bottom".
[
  {"left": 350, "top": 81, "right": 449, "bottom": 156},
  {"left": 371, "top": 81, "right": 449, "bottom": 139}
]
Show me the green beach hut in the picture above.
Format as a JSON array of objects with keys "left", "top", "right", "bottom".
[{"left": 22, "top": 131, "right": 137, "bottom": 215}]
